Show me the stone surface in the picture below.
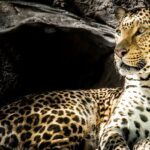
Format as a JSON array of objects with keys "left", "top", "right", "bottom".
[{"left": 0, "top": 0, "right": 147, "bottom": 105}]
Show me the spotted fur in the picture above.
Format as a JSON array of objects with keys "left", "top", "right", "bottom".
[
  {"left": 0, "top": 88, "right": 122, "bottom": 149},
  {"left": 98, "top": 7, "right": 150, "bottom": 150},
  {"left": 133, "top": 137, "right": 150, "bottom": 150}
]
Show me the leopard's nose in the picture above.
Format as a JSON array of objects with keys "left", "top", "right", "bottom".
[{"left": 115, "top": 48, "right": 128, "bottom": 58}]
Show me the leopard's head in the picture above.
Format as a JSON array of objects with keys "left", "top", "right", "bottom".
[{"left": 114, "top": 7, "right": 150, "bottom": 76}]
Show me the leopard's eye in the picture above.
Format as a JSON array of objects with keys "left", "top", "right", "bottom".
[
  {"left": 116, "top": 29, "right": 121, "bottom": 36},
  {"left": 136, "top": 27, "right": 147, "bottom": 35}
]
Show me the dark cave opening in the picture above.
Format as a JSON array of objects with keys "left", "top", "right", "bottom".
[{"left": 0, "top": 23, "right": 115, "bottom": 105}]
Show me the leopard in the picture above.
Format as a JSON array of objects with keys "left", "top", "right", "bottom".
[
  {"left": 98, "top": 7, "right": 150, "bottom": 150},
  {"left": 0, "top": 87, "right": 122, "bottom": 150}
]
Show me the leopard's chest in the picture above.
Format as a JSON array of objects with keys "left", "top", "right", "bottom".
[{"left": 106, "top": 90, "right": 150, "bottom": 147}]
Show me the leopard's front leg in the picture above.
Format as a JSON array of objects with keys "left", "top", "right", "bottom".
[
  {"left": 98, "top": 128, "right": 129, "bottom": 150},
  {"left": 133, "top": 137, "right": 150, "bottom": 150}
]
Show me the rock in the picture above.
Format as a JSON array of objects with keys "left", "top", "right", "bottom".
[
  {"left": 0, "top": 0, "right": 147, "bottom": 105},
  {"left": 52, "top": 0, "right": 148, "bottom": 27},
  {"left": 0, "top": 1, "right": 116, "bottom": 106}
]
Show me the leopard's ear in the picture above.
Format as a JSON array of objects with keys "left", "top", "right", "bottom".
[{"left": 115, "top": 7, "right": 127, "bottom": 21}]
